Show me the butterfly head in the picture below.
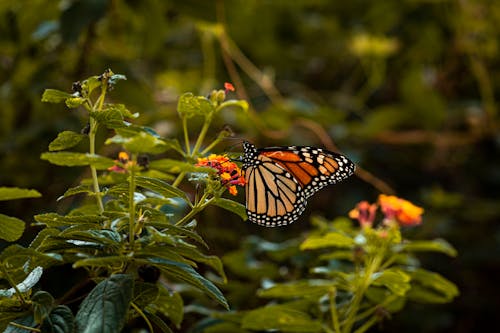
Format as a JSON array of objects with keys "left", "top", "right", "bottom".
[{"left": 241, "top": 141, "right": 258, "bottom": 169}]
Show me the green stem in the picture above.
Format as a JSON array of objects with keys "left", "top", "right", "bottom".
[
  {"left": 131, "top": 302, "right": 154, "bottom": 333},
  {"left": 342, "top": 254, "right": 383, "bottom": 333},
  {"left": 183, "top": 117, "right": 191, "bottom": 155},
  {"left": 128, "top": 158, "right": 137, "bottom": 249},
  {"left": 7, "top": 322, "right": 40, "bottom": 332},
  {"left": 352, "top": 317, "right": 378, "bottom": 333},
  {"left": 89, "top": 117, "right": 104, "bottom": 214},
  {"left": 192, "top": 116, "right": 212, "bottom": 156},
  {"left": 329, "top": 287, "right": 342, "bottom": 333},
  {"left": 0, "top": 265, "right": 28, "bottom": 305},
  {"left": 201, "top": 136, "right": 223, "bottom": 155},
  {"left": 172, "top": 171, "right": 186, "bottom": 188},
  {"left": 175, "top": 194, "right": 214, "bottom": 226}
]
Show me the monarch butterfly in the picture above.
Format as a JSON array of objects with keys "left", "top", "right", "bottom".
[{"left": 242, "top": 141, "right": 355, "bottom": 227}]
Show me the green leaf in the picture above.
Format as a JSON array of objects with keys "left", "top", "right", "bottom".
[
  {"left": 135, "top": 176, "right": 189, "bottom": 203},
  {"left": 104, "top": 103, "right": 138, "bottom": 119},
  {"left": 49, "top": 131, "right": 86, "bottom": 151},
  {"left": 300, "top": 232, "right": 355, "bottom": 250},
  {"left": 365, "top": 288, "right": 406, "bottom": 313},
  {"left": 149, "top": 159, "right": 210, "bottom": 173},
  {"left": 213, "top": 198, "right": 247, "bottom": 220},
  {"left": 0, "top": 187, "right": 42, "bottom": 201},
  {"left": 73, "top": 256, "right": 130, "bottom": 269},
  {"left": 218, "top": 99, "right": 249, "bottom": 113},
  {"left": 75, "top": 274, "right": 134, "bottom": 333},
  {"left": 57, "top": 185, "right": 92, "bottom": 201},
  {"left": 131, "top": 282, "right": 159, "bottom": 308},
  {"left": 106, "top": 132, "right": 168, "bottom": 154},
  {"left": 174, "top": 245, "right": 227, "bottom": 282},
  {"left": 372, "top": 269, "right": 411, "bottom": 296},
  {"left": 41, "top": 152, "right": 115, "bottom": 169},
  {"left": 32, "top": 291, "right": 55, "bottom": 323},
  {"left": 258, "top": 280, "right": 336, "bottom": 299},
  {"left": 406, "top": 268, "right": 459, "bottom": 303},
  {"left": 42, "top": 89, "right": 72, "bottom": 103},
  {"left": 34, "top": 213, "right": 107, "bottom": 227},
  {"left": 41, "top": 306, "right": 75, "bottom": 333},
  {"left": 145, "top": 311, "right": 174, "bottom": 333},
  {"left": 90, "top": 109, "right": 126, "bottom": 129},
  {"left": 148, "top": 258, "right": 228, "bottom": 309},
  {"left": 0, "top": 214, "right": 25, "bottom": 242},
  {"left": 242, "top": 306, "right": 322, "bottom": 332},
  {"left": 3, "top": 315, "right": 36, "bottom": 333},
  {"left": 397, "top": 239, "right": 457, "bottom": 257},
  {"left": 147, "top": 287, "right": 183, "bottom": 328},
  {"left": 177, "top": 92, "right": 214, "bottom": 118}
]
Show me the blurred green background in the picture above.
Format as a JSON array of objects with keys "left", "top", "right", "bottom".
[{"left": 1, "top": 0, "right": 499, "bottom": 332}]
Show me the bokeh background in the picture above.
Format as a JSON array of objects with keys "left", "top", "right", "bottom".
[{"left": 1, "top": 0, "right": 499, "bottom": 332}]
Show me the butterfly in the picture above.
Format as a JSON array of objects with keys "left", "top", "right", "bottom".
[{"left": 241, "top": 141, "right": 355, "bottom": 227}]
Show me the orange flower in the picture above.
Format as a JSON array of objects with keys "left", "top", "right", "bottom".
[
  {"left": 108, "top": 152, "right": 135, "bottom": 173},
  {"left": 196, "top": 154, "right": 246, "bottom": 195},
  {"left": 378, "top": 194, "right": 424, "bottom": 226},
  {"left": 224, "top": 82, "right": 235, "bottom": 93},
  {"left": 349, "top": 201, "right": 377, "bottom": 227}
]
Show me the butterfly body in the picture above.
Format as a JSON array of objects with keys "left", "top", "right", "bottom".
[{"left": 242, "top": 141, "right": 355, "bottom": 227}]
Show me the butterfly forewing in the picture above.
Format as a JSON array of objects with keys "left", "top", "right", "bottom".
[{"left": 242, "top": 141, "right": 355, "bottom": 227}]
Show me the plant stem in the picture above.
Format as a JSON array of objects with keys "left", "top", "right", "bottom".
[
  {"left": 128, "top": 157, "right": 136, "bottom": 249},
  {"left": 342, "top": 254, "right": 383, "bottom": 333},
  {"left": 131, "top": 302, "right": 154, "bottom": 333},
  {"left": 88, "top": 117, "right": 104, "bottom": 214},
  {"left": 175, "top": 194, "right": 213, "bottom": 226},
  {"left": 172, "top": 171, "right": 186, "bottom": 188},
  {"left": 192, "top": 117, "right": 212, "bottom": 156},
  {"left": 329, "top": 287, "right": 342, "bottom": 333},
  {"left": 183, "top": 117, "right": 191, "bottom": 155},
  {"left": 7, "top": 322, "right": 40, "bottom": 332},
  {"left": 0, "top": 265, "right": 28, "bottom": 305}
]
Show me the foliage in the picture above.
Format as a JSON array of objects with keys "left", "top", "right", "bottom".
[
  {"left": 203, "top": 197, "right": 458, "bottom": 333},
  {"left": 1, "top": 0, "right": 499, "bottom": 332},
  {"left": 0, "top": 71, "right": 247, "bottom": 332}
]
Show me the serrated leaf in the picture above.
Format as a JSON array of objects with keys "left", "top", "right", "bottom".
[
  {"left": 135, "top": 176, "right": 189, "bottom": 203},
  {"left": 132, "top": 282, "right": 159, "bottom": 308},
  {"left": 41, "top": 305, "right": 75, "bottom": 333},
  {"left": 104, "top": 103, "right": 138, "bottom": 119},
  {"left": 41, "top": 152, "right": 115, "bottom": 169},
  {"left": 147, "top": 287, "right": 183, "bottom": 328},
  {"left": 49, "top": 131, "right": 86, "bottom": 151},
  {"left": 372, "top": 269, "right": 411, "bottom": 296},
  {"left": 242, "top": 306, "right": 322, "bottom": 332},
  {"left": 32, "top": 291, "right": 55, "bottom": 323},
  {"left": 397, "top": 239, "right": 457, "bottom": 257},
  {"left": 149, "top": 159, "right": 210, "bottom": 174},
  {"left": 75, "top": 274, "right": 134, "bottom": 333},
  {"left": 145, "top": 311, "right": 174, "bottom": 333},
  {"left": 406, "top": 268, "right": 459, "bottom": 303},
  {"left": 34, "top": 213, "right": 107, "bottom": 227},
  {"left": 65, "top": 97, "right": 86, "bottom": 108},
  {"left": 258, "top": 280, "right": 335, "bottom": 299},
  {"left": 106, "top": 132, "right": 168, "bottom": 154},
  {"left": 300, "top": 232, "right": 354, "bottom": 250},
  {"left": 90, "top": 109, "right": 126, "bottom": 129},
  {"left": 177, "top": 92, "right": 214, "bottom": 118},
  {"left": 148, "top": 258, "right": 228, "bottom": 309},
  {"left": 212, "top": 198, "right": 247, "bottom": 220},
  {"left": 57, "top": 185, "right": 92, "bottom": 201},
  {"left": 42, "top": 89, "right": 72, "bottom": 103},
  {"left": 0, "top": 214, "right": 25, "bottom": 242},
  {"left": 73, "top": 256, "right": 130, "bottom": 269},
  {"left": 0, "top": 187, "right": 42, "bottom": 201}
]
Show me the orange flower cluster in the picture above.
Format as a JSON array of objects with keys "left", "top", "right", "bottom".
[
  {"left": 196, "top": 154, "right": 246, "bottom": 195},
  {"left": 108, "top": 152, "right": 135, "bottom": 173},
  {"left": 349, "top": 194, "right": 424, "bottom": 227}
]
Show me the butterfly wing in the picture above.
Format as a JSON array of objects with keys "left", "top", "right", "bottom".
[
  {"left": 242, "top": 141, "right": 355, "bottom": 227},
  {"left": 244, "top": 154, "right": 307, "bottom": 226},
  {"left": 259, "top": 146, "right": 355, "bottom": 198}
]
